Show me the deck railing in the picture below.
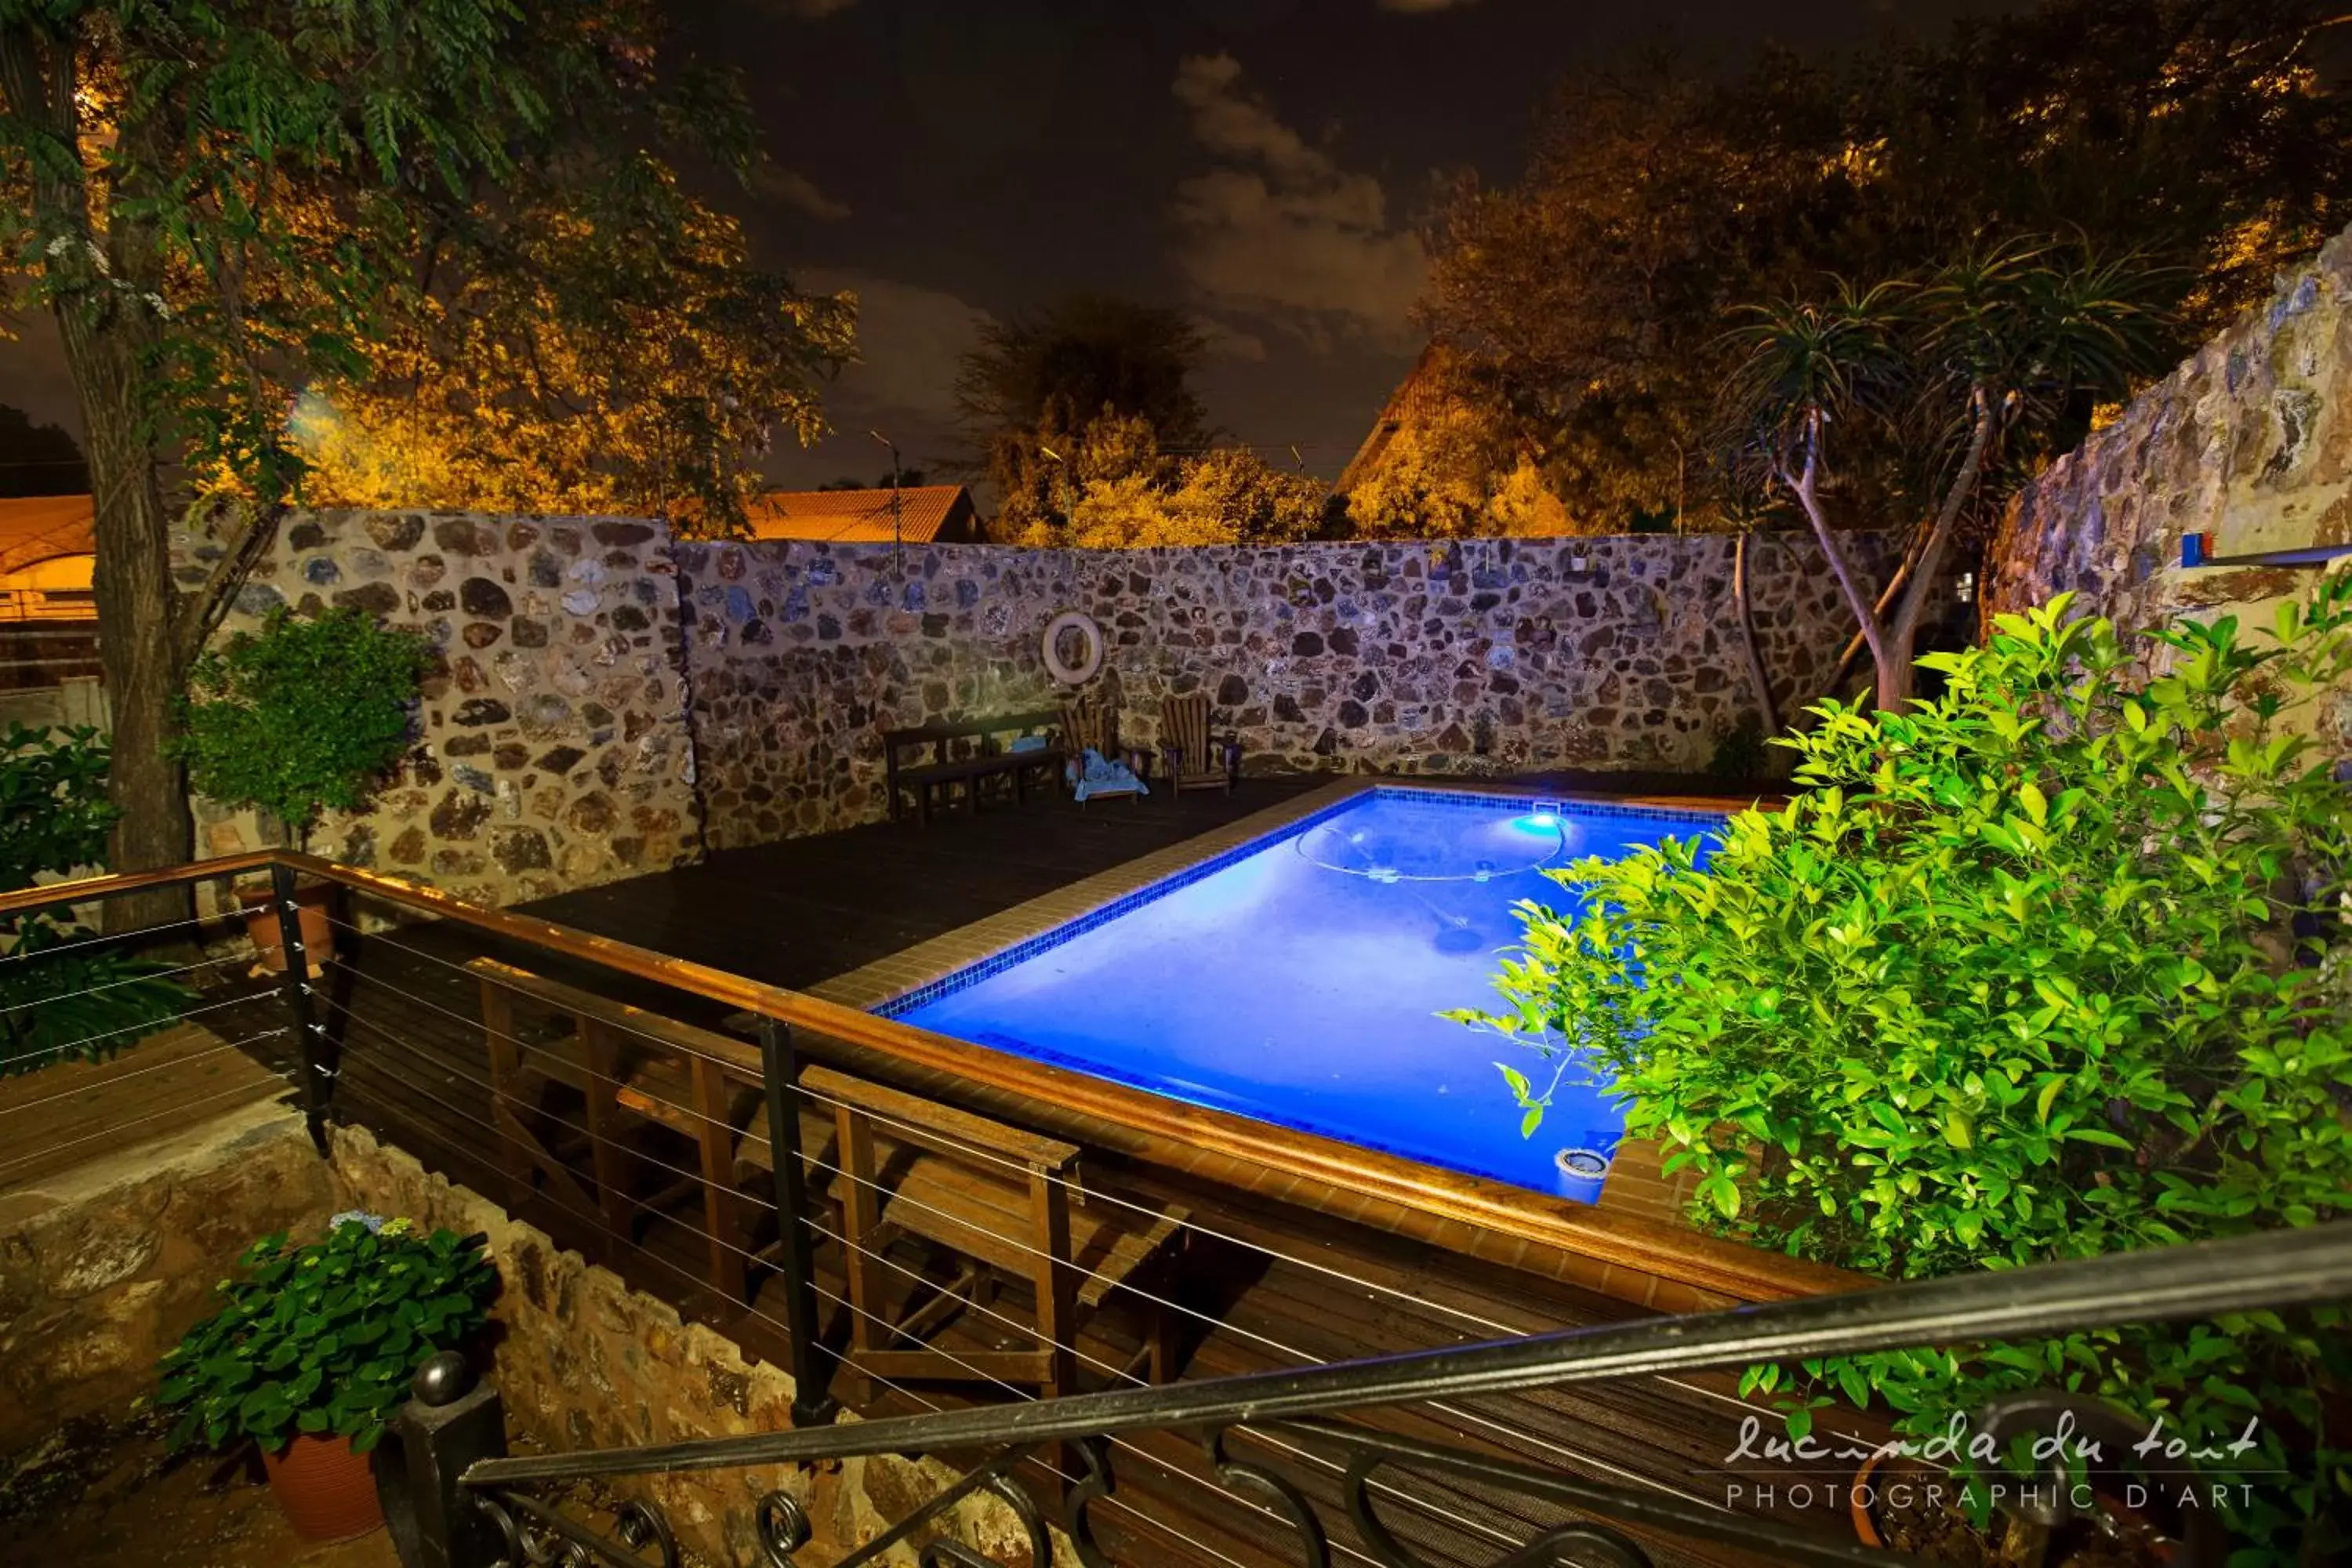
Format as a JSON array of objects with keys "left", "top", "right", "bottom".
[{"left": 8, "top": 852, "right": 2347, "bottom": 1566}]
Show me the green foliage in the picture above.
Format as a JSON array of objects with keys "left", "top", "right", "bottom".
[
  {"left": 1456, "top": 580, "right": 2352, "bottom": 1558},
  {"left": 173, "top": 606, "right": 430, "bottom": 846},
  {"left": 1703, "top": 715, "right": 1768, "bottom": 784},
  {"left": 157, "top": 1219, "right": 495, "bottom": 1457},
  {"left": 0, "top": 724, "right": 190, "bottom": 1075},
  {"left": 0, "top": 722, "right": 115, "bottom": 892},
  {"left": 1423, "top": 0, "right": 2351, "bottom": 532}
]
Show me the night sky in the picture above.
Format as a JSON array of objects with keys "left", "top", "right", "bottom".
[{"left": 0, "top": 0, "right": 2016, "bottom": 496}]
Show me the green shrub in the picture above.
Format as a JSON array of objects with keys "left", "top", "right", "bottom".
[
  {"left": 1456, "top": 582, "right": 2352, "bottom": 1559},
  {"left": 1704, "top": 713, "right": 1769, "bottom": 782},
  {"left": 173, "top": 606, "right": 432, "bottom": 848},
  {"left": 0, "top": 724, "right": 192, "bottom": 1076},
  {"left": 157, "top": 1218, "right": 495, "bottom": 1456}
]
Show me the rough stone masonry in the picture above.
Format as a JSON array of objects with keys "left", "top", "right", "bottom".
[{"left": 180, "top": 516, "right": 1893, "bottom": 904}]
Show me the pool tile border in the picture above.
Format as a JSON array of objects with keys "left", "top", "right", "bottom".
[{"left": 812, "top": 777, "right": 1730, "bottom": 1016}]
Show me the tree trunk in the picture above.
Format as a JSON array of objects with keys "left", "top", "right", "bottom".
[
  {"left": 2, "top": 20, "right": 194, "bottom": 934},
  {"left": 1730, "top": 531, "right": 1780, "bottom": 738}
]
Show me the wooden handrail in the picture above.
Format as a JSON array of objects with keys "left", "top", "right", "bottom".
[
  {"left": 0, "top": 850, "right": 276, "bottom": 919},
  {"left": 2, "top": 847, "right": 1857, "bottom": 1303},
  {"left": 272, "top": 852, "right": 1858, "bottom": 1305}
]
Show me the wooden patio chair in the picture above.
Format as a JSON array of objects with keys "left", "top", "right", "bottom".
[
  {"left": 1058, "top": 694, "right": 1142, "bottom": 804},
  {"left": 734, "top": 1065, "right": 1190, "bottom": 1400},
  {"left": 1058, "top": 694, "right": 1118, "bottom": 761},
  {"left": 1158, "top": 691, "right": 1232, "bottom": 797}
]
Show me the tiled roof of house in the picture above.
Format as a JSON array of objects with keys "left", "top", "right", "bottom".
[
  {"left": 746, "top": 485, "right": 976, "bottom": 544},
  {"left": 0, "top": 493, "right": 95, "bottom": 577}
]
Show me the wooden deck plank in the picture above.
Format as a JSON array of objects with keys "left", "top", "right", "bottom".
[{"left": 0, "top": 1021, "right": 289, "bottom": 1191}]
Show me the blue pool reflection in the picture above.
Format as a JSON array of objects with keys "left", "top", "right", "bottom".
[{"left": 887, "top": 789, "right": 1722, "bottom": 1196}]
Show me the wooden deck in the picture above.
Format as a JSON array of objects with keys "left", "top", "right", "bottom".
[
  {"left": 0, "top": 1022, "right": 289, "bottom": 1191},
  {"left": 187, "top": 776, "right": 1860, "bottom": 1568}
]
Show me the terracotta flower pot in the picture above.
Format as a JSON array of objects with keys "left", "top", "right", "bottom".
[
  {"left": 262, "top": 1433, "right": 384, "bottom": 1542},
  {"left": 238, "top": 882, "right": 337, "bottom": 975}
]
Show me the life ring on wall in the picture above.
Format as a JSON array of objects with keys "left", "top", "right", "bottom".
[{"left": 1041, "top": 610, "right": 1104, "bottom": 686}]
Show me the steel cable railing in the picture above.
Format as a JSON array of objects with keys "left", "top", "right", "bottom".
[
  {"left": 307, "top": 905, "right": 1759, "bottom": 1534},
  {"left": 303, "top": 949, "right": 1592, "bottom": 1563},
  {"left": 308, "top": 993, "right": 1404, "bottom": 1568},
  {"left": 306, "top": 892, "right": 1917, "bottom": 1559}
]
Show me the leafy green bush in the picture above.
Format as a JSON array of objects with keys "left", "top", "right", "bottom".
[
  {"left": 1704, "top": 713, "right": 1769, "bottom": 782},
  {"left": 1457, "top": 582, "right": 2352, "bottom": 1559},
  {"left": 158, "top": 1218, "right": 495, "bottom": 1456},
  {"left": 173, "top": 606, "right": 432, "bottom": 848},
  {"left": 0, "top": 724, "right": 192, "bottom": 1076},
  {"left": 0, "top": 721, "right": 115, "bottom": 890}
]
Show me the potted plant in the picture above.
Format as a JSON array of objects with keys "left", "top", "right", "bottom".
[
  {"left": 173, "top": 605, "right": 432, "bottom": 971},
  {"left": 157, "top": 1214, "right": 496, "bottom": 1541}
]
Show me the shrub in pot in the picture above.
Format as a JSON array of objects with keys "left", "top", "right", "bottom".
[
  {"left": 1456, "top": 582, "right": 2352, "bottom": 1564},
  {"left": 172, "top": 606, "right": 432, "bottom": 970},
  {"left": 157, "top": 1215, "right": 496, "bottom": 1541}
]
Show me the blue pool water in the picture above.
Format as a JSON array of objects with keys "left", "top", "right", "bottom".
[{"left": 888, "top": 789, "right": 1722, "bottom": 1196}]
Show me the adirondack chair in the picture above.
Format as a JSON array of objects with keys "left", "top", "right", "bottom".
[
  {"left": 1159, "top": 691, "right": 1232, "bottom": 796},
  {"left": 1058, "top": 695, "right": 1142, "bottom": 804},
  {"left": 1059, "top": 694, "right": 1118, "bottom": 759}
]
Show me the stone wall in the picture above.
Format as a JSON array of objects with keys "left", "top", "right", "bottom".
[
  {"left": 1987, "top": 224, "right": 2352, "bottom": 755},
  {"left": 329, "top": 1126, "right": 1057, "bottom": 1567},
  {"left": 178, "top": 511, "right": 703, "bottom": 909},
  {"left": 677, "top": 532, "right": 1891, "bottom": 848},
  {"left": 0, "top": 1105, "right": 337, "bottom": 1454}
]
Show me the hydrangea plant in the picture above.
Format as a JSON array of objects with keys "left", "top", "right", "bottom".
[
  {"left": 158, "top": 1218, "right": 495, "bottom": 1456},
  {"left": 1456, "top": 579, "right": 2352, "bottom": 1560}
]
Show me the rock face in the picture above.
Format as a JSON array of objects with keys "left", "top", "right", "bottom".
[
  {"left": 1988, "top": 223, "right": 2352, "bottom": 758},
  {"left": 328, "top": 1126, "right": 1052, "bottom": 1567},
  {"left": 178, "top": 510, "right": 703, "bottom": 909},
  {"left": 0, "top": 1107, "right": 337, "bottom": 1453},
  {"left": 674, "top": 533, "right": 1893, "bottom": 848}
]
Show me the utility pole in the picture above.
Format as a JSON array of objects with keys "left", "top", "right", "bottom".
[{"left": 869, "top": 430, "right": 902, "bottom": 575}]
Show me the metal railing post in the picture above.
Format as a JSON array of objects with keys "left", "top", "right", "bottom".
[
  {"left": 758, "top": 1016, "right": 837, "bottom": 1426},
  {"left": 270, "top": 860, "right": 334, "bottom": 1155}
]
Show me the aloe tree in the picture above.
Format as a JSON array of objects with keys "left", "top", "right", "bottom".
[{"left": 1725, "top": 239, "right": 2170, "bottom": 711}]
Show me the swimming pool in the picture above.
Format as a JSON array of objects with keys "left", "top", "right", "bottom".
[{"left": 884, "top": 787, "right": 1723, "bottom": 1198}]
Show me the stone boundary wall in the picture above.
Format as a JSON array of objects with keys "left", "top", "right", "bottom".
[
  {"left": 677, "top": 532, "right": 1893, "bottom": 848},
  {"left": 330, "top": 1125, "right": 1056, "bottom": 1567},
  {"left": 178, "top": 516, "right": 1892, "bottom": 886},
  {"left": 0, "top": 1104, "right": 337, "bottom": 1454},
  {"left": 176, "top": 510, "right": 703, "bottom": 909},
  {"left": 1987, "top": 223, "right": 2352, "bottom": 756}
]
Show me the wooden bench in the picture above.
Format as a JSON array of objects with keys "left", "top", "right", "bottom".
[
  {"left": 466, "top": 958, "right": 1191, "bottom": 1396},
  {"left": 735, "top": 1065, "right": 1189, "bottom": 1400},
  {"left": 470, "top": 957, "right": 760, "bottom": 1301},
  {"left": 883, "top": 712, "right": 1064, "bottom": 825}
]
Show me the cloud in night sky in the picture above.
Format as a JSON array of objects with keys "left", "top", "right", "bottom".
[
  {"left": 768, "top": 269, "right": 993, "bottom": 484},
  {"left": 1168, "top": 53, "right": 1426, "bottom": 355},
  {"left": 755, "top": 165, "right": 851, "bottom": 222}
]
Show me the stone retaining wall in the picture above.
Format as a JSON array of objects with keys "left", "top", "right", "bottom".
[
  {"left": 1987, "top": 223, "right": 2352, "bottom": 755},
  {"left": 676, "top": 532, "right": 1893, "bottom": 848},
  {"left": 0, "top": 1105, "right": 337, "bottom": 1454},
  {"left": 328, "top": 1125, "right": 1051, "bottom": 1566},
  {"left": 177, "top": 510, "right": 703, "bottom": 910}
]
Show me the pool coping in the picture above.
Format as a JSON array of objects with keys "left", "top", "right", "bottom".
[{"left": 811, "top": 775, "right": 1737, "bottom": 1015}]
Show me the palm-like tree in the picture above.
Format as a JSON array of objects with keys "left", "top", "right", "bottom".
[{"left": 1725, "top": 238, "right": 2169, "bottom": 712}]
